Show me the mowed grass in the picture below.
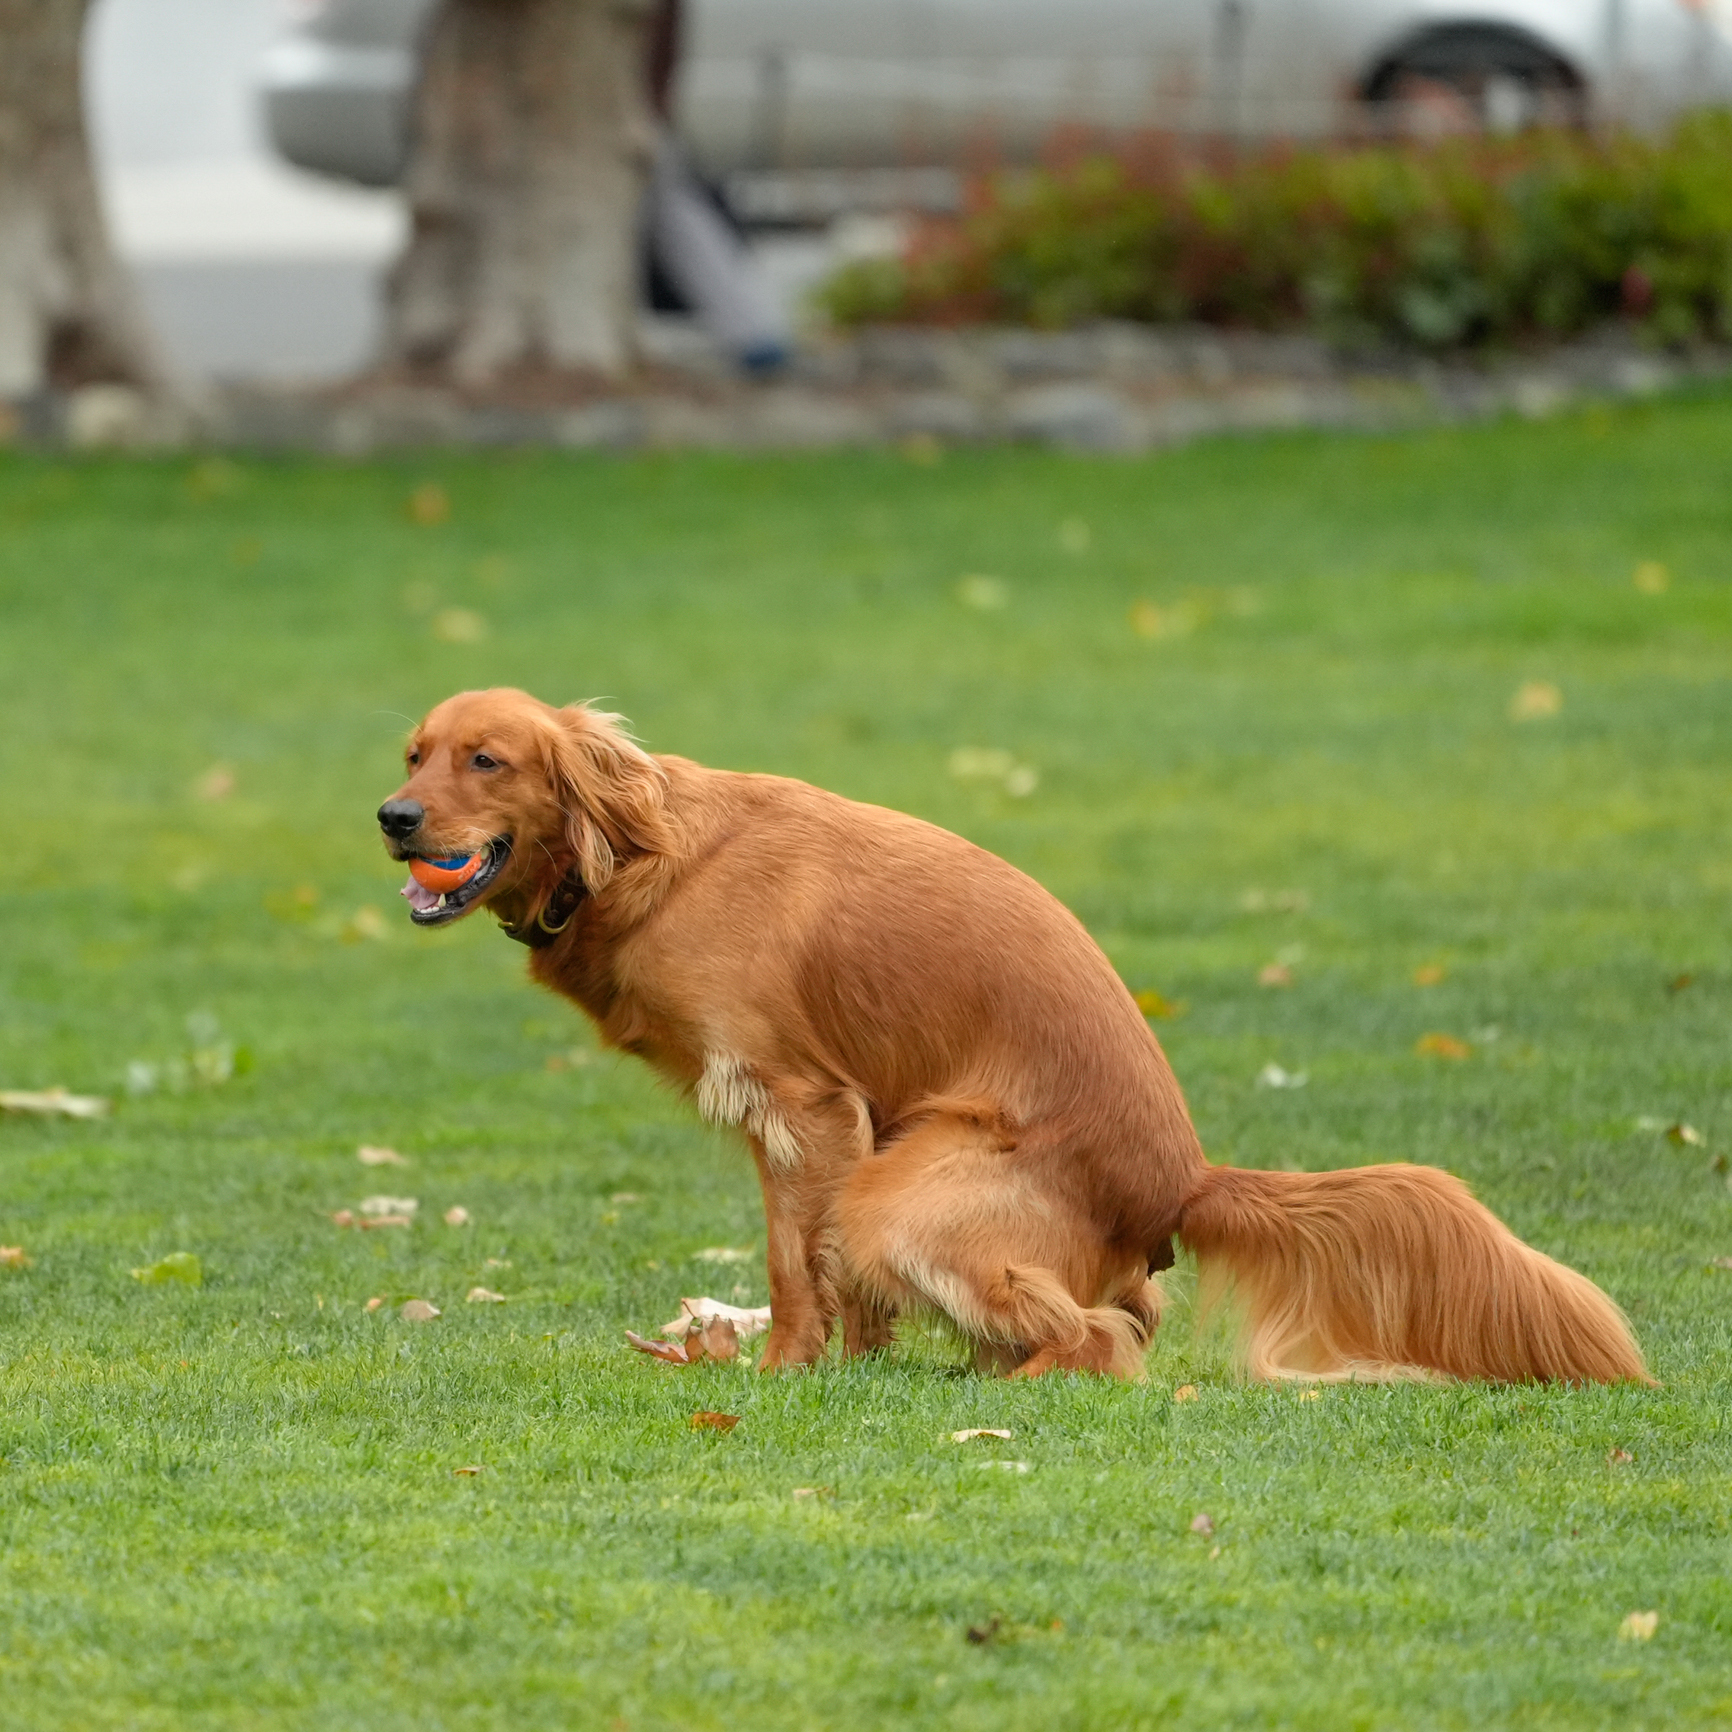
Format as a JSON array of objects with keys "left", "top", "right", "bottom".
[{"left": 2, "top": 394, "right": 1732, "bottom": 1731}]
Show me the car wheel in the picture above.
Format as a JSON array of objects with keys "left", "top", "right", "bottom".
[{"left": 1363, "top": 26, "right": 1586, "bottom": 136}]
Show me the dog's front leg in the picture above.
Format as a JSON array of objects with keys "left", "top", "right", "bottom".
[{"left": 755, "top": 1178, "right": 833, "bottom": 1370}]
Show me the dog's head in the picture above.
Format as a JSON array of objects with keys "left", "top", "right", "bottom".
[{"left": 377, "top": 687, "right": 670, "bottom": 929}]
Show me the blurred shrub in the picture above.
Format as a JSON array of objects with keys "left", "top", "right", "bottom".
[{"left": 819, "top": 114, "right": 1732, "bottom": 348}]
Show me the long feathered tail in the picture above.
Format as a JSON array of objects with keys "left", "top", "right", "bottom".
[{"left": 1176, "top": 1163, "right": 1650, "bottom": 1384}]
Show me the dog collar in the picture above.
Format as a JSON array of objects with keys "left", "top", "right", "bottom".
[{"left": 499, "top": 872, "right": 586, "bottom": 948}]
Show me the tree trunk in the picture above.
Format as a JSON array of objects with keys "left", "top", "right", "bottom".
[
  {"left": 0, "top": 0, "right": 162, "bottom": 399},
  {"left": 384, "top": 0, "right": 658, "bottom": 386}
]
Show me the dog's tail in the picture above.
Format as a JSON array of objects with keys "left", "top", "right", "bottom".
[{"left": 1176, "top": 1163, "right": 1650, "bottom": 1384}]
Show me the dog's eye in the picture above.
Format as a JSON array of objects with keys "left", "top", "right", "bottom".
[
  {"left": 406, "top": 750, "right": 420, "bottom": 766},
  {"left": 471, "top": 752, "right": 501, "bottom": 771}
]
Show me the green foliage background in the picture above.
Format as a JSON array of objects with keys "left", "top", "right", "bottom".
[{"left": 822, "top": 115, "right": 1732, "bottom": 347}]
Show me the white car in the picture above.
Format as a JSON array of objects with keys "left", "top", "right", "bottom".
[{"left": 264, "top": 0, "right": 1732, "bottom": 220}]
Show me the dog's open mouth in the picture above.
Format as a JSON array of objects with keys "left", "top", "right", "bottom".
[{"left": 400, "top": 838, "right": 511, "bottom": 927}]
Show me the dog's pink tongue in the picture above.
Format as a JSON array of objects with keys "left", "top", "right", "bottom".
[{"left": 401, "top": 875, "right": 442, "bottom": 913}]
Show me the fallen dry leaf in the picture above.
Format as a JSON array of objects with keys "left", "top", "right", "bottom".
[
  {"left": 444, "top": 1206, "right": 472, "bottom": 1226},
  {"left": 451, "top": 1464, "right": 485, "bottom": 1477},
  {"left": 792, "top": 1486, "right": 830, "bottom": 1500},
  {"left": 1415, "top": 1032, "right": 1472, "bottom": 1060},
  {"left": 364, "top": 1296, "right": 385, "bottom": 1312},
  {"left": 1133, "top": 987, "right": 1187, "bottom": 1019},
  {"left": 690, "top": 1411, "right": 739, "bottom": 1432},
  {"left": 1208, "top": 1545, "right": 1222, "bottom": 1561},
  {"left": 0, "top": 1088, "right": 110, "bottom": 1120},
  {"left": 1412, "top": 964, "right": 1447, "bottom": 987},
  {"left": 627, "top": 1329, "right": 695, "bottom": 1364},
  {"left": 331, "top": 1210, "right": 412, "bottom": 1230},
  {"left": 957, "top": 574, "right": 1008, "bottom": 611},
  {"left": 690, "top": 1317, "right": 741, "bottom": 1362},
  {"left": 408, "top": 481, "right": 450, "bottom": 525},
  {"left": 399, "top": 1299, "right": 440, "bottom": 1322},
  {"left": 358, "top": 1145, "right": 408, "bottom": 1167},
  {"left": 1667, "top": 972, "right": 1695, "bottom": 993},
  {"left": 966, "top": 1617, "right": 1002, "bottom": 1645},
  {"left": 0, "top": 1246, "right": 32, "bottom": 1269},
  {"left": 1173, "top": 1384, "right": 1199, "bottom": 1403},
  {"left": 484, "top": 1257, "right": 511, "bottom": 1269},
  {"left": 1295, "top": 1389, "right": 1322, "bottom": 1401},
  {"left": 466, "top": 1286, "right": 506, "bottom": 1304},
  {"left": 1255, "top": 1062, "right": 1308, "bottom": 1090},
  {"left": 1257, "top": 962, "right": 1293, "bottom": 988},
  {"left": 952, "top": 1429, "right": 1014, "bottom": 1443},
  {"left": 660, "top": 1296, "right": 772, "bottom": 1339},
  {"left": 692, "top": 1246, "right": 753, "bottom": 1264},
  {"left": 1607, "top": 1448, "right": 1634, "bottom": 1466},
  {"left": 1665, "top": 1122, "right": 1704, "bottom": 1147},
  {"left": 1633, "top": 560, "right": 1670, "bottom": 594},
  {"left": 1509, "top": 679, "right": 1563, "bottom": 722},
  {"left": 194, "top": 765, "right": 235, "bottom": 801},
  {"left": 432, "top": 607, "right": 487, "bottom": 644},
  {"left": 610, "top": 1191, "right": 642, "bottom": 1204},
  {"left": 1240, "top": 887, "right": 1309, "bottom": 913},
  {"left": 1709, "top": 1256, "right": 1732, "bottom": 1271},
  {"left": 974, "top": 1460, "right": 1031, "bottom": 1473},
  {"left": 361, "top": 1195, "right": 417, "bottom": 1217},
  {"left": 1190, "top": 1511, "right": 1215, "bottom": 1536},
  {"left": 1618, "top": 1610, "right": 1659, "bottom": 1641}
]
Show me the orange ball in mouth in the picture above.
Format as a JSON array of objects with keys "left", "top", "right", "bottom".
[{"left": 408, "top": 852, "right": 485, "bottom": 893}]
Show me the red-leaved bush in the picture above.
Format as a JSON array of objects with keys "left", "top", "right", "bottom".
[{"left": 819, "top": 114, "right": 1732, "bottom": 349}]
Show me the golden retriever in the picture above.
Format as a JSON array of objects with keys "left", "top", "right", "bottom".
[{"left": 377, "top": 688, "right": 1648, "bottom": 1384}]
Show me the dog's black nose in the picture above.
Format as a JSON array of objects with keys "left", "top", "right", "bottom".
[{"left": 377, "top": 798, "right": 425, "bottom": 840}]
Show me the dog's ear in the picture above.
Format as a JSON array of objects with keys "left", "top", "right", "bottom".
[{"left": 542, "top": 705, "right": 671, "bottom": 892}]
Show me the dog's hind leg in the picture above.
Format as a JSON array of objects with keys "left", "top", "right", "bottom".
[{"left": 837, "top": 1112, "right": 1154, "bottom": 1380}]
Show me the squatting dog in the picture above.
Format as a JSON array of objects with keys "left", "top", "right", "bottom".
[{"left": 377, "top": 688, "right": 1649, "bottom": 1384}]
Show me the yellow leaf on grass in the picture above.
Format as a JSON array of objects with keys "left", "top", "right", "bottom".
[
  {"left": 690, "top": 1411, "right": 740, "bottom": 1432},
  {"left": 1173, "top": 1384, "right": 1199, "bottom": 1402},
  {"left": 432, "top": 607, "right": 487, "bottom": 644},
  {"left": 364, "top": 1296, "right": 385, "bottom": 1312},
  {"left": 0, "top": 1088, "right": 109, "bottom": 1120},
  {"left": 358, "top": 1145, "right": 408, "bottom": 1167},
  {"left": 951, "top": 1429, "right": 1014, "bottom": 1443},
  {"left": 452, "top": 1464, "right": 485, "bottom": 1477},
  {"left": 1509, "top": 680, "right": 1563, "bottom": 721},
  {"left": 1665, "top": 1123, "right": 1704, "bottom": 1147},
  {"left": 1258, "top": 962, "right": 1293, "bottom": 988},
  {"left": 1190, "top": 1511, "right": 1215, "bottom": 1535},
  {"left": 361, "top": 1196, "right": 418, "bottom": 1217},
  {"left": 194, "top": 765, "right": 235, "bottom": 801},
  {"left": 130, "top": 1252, "right": 201, "bottom": 1287},
  {"left": 1416, "top": 1032, "right": 1472, "bottom": 1060},
  {"left": 408, "top": 482, "right": 450, "bottom": 525},
  {"left": 1607, "top": 1448, "right": 1634, "bottom": 1465},
  {"left": 1618, "top": 1610, "right": 1659, "bottom": 1641},
  {"left": 399, "top": 1299, "right": 440, "bottom": 1322},
  {"left": 1412, "top": 964, "right": 1446, "bottom": 986},
  {"left": 466, "top": 1287, "right": 506, "bottom": 1304},
  {"left": 1134, "top": 989, "right": 1187, "bottom": 1020},
  {"left": 0, "top": 1246, "right": 32, "bottom": 1269},
  {"left": 1633, "top": 560, "right": 1670, "bottom": 594},
  {"left": 957, "top": 575, "right": 1008, "bottom": 611},
  {"left": 444, "top": 1206, "right": 472, "bottom": 1226}
]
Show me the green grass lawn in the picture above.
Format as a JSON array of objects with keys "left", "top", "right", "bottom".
[{"left": 3, "top": 394, "right": 1732, "bottom": 1730}]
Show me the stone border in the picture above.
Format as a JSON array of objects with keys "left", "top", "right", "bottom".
[{"left": 7, "top": 323, "right": 1728, "bottom": 454}]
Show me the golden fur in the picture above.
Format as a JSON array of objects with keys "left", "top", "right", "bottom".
[{"left": 380, "top": 689, "right": 1650, "bottom": 1385}]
